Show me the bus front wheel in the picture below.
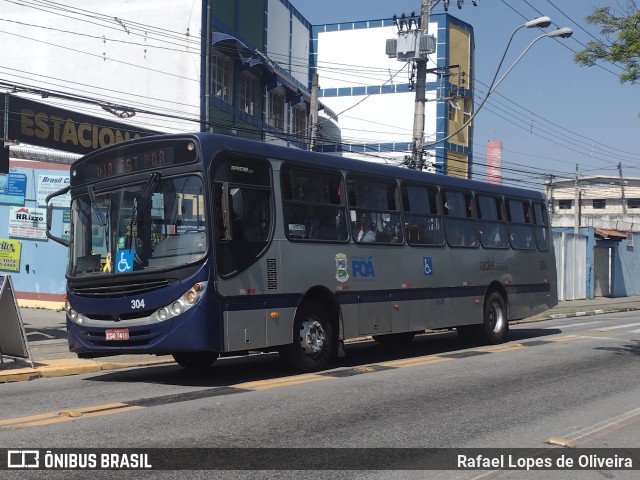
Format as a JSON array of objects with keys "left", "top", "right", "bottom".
[
  {"left": 280, "top": 300, "right": 335, "bottom": 372},
  {"left": 172, "top": 351, "right": 219, "bottom": 370}
]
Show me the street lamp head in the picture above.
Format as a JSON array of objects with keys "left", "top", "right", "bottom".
[
  {"left": 524, "top": 16, "right": 552, "bottom": 29},
  {"left": 546, "top": 27, "right": 573, "bottom": 38}
]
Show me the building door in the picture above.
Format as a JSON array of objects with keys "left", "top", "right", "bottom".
[{"left": 593, "top": 246, "right": 610, "bottom": 297}]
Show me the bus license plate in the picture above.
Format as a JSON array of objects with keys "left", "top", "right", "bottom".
[{"left": 105, "top": 328, "right": 129, "bottom": 341}]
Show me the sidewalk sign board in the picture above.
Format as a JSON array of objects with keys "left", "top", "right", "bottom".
[{"left": 0, "top": 275, "right": 33, "bottom": 367}]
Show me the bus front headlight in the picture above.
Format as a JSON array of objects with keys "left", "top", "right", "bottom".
[
  {"left": 154, "top": 282, "right": 207, "bottom": 323},
  {"left": 170, "top": 301, "right": 184, "bottom": 316}
]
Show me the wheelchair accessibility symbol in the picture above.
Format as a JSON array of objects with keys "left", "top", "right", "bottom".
[
  {"left": 423, "top": 256, "right": 433, "bottom": 276},
  {"left": 116, "top": 249, "right": 134, "bottom": 273}
]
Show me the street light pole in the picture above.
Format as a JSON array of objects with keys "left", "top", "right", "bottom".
[{"left": 424, "top": 25, "right": 573, "bottom": 150}]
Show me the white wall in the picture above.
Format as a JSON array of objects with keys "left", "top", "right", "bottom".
[
  {"left": 267, "top": 0, "right": 310, "bottom": 87},
  {"left": 316, "top": 21, "right": 440, "bottom": 165},
  {"left": 1, "top": 0, "right": 202, "bottom": 134},
  {"left": 291, "top": 14, "right": 311, "bottom": 86}
]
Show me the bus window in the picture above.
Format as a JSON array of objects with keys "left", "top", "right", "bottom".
[
  {"left": 281, "top": 166, "right": 348, "bottom": 242},
  {"left": 477, "top": 195, "right": 508, "bottom": 249},
  {"left": 532, "top": 202, "right": 549, "bottom": 250},
  {"left": 347, "top": 175, "right": 402, "bottom": 244},
  {"left": 507, "top": 199, "right": 535, "bottom": 250},
  {"left": 443, "top": 190, "right": 478, "bottom": 247},
  {"left": 401, "top": 184, "right": 444, "bottom": 246}
]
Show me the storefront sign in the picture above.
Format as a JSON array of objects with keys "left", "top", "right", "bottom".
[
  {"left": 8, "top": 206, "right": 47, "bottom": 240},
  {"left": 0, "top": 172, "right": 27, "bottom": 205},
  {"left": 37, "top": 174, "right": 71, "bottom": 208},
  {"left": 0, "top": 239, "right": 22, "bottom": 272},
  {"left": 5, "top": 95, "right": 158, "bottom": 155},
  {"left": 62, "top": 209, "right": 71, "bottom": 241}
]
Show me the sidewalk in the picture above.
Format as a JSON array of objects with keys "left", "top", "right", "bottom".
[{"left": 3, "top": 296, "right": 640, "bottom": 383}]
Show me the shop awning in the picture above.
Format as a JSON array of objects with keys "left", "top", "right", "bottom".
[{"left": 595, "top": 228, "right": 628, "bottom": 241}]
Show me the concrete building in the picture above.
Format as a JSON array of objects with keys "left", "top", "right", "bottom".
[
  {"left": 313, "top": 14, "right": 474, "bottom": 176},
  {"left": 548, "top": 176, "right": 640, "bottom": 231},
  {"left": 548, "top": 176, "right": 640, "bottom": 300}
]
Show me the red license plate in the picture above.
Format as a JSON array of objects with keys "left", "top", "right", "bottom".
[{"left": 105, "top": 328, "right": 129, "bottom": 341}]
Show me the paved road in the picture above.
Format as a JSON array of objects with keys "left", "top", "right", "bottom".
[
  {"left": 2, "top": 295, "right": 640, "bottom": 382},
  {"left": 1, "top": 311, "right": 639, "bottom": 478}
]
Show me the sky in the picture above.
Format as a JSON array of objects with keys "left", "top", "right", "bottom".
[{"left": 292, "top": 0, "right": 640, "bottom": 190}]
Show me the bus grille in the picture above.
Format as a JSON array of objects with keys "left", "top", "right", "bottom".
[
  {"left": 267, "top": 258, "right": 278, "bottom": 290},
  {"left": 70, "top": 280, "right": 170, "bottom": 298},
  {"left": 85, "top": 310, "right": 156, "bottom": 321}
]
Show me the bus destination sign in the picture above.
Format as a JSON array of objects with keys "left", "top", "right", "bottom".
[
  {"left": 92, "top": 148, "right": 173, "bottom": 180},
  {"left": 73, "top": 140, "right": 198, "bottom": 185}
]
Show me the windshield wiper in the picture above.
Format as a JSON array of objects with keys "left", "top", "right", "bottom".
[
  {"left": 126, "top": 171, "right": 162, "bottom": 251},
  {"left": 87, "top": 184, "right": 106, "bottom": 227}
]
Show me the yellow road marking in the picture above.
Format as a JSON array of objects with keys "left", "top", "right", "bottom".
[
  {"left": 475, "top": 343, "right": 524, "bottom": 353},
  {"left": 546, "top": 335, "right": 579, "bottom": 342},
  {"left": 379, "top": 356, "right": 452, "bottom": 368},
  {"left": 232, "top": 374, "right": 330, "bottom": 390},
  {"left": 0, "top": 402, "right": 142, "bottom": 430}
]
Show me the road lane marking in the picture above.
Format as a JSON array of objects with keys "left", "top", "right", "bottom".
[
  {"left": 0, "top": 402, "right": 143, "bottom": 430},
  {"left": 231, "top": 374, "right": 330, "bottom": 391},
  {"left": 545, "top": 335, "right": 579, "bottom": 342},
  {"left": 556, "top": 407, "right": 640, "bottom": 446},
  {"left": 474, "top": 343, "right": 524, "bottom": 353},
  {"left": 378, "top": 356, "right": 452, "bottom": 368},
  {"left": 599, "top": 321, "right": 640, "bottom": 330},
  {"left": 558, "top": 321, "right": 603, "bottom": 328}
]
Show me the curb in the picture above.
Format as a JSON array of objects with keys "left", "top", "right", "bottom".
[
  {"left": 528, "top": 306, "right": 640, "bottom": 322},
  {"left": 0, "top": 357, "right": 174, "bottom": 383}
]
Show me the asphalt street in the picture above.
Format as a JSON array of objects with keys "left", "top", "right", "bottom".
[{"left": 2, "top": 295, "right": 640, "bottom": 382}]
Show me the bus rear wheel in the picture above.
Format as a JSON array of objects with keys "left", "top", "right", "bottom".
[
  {"left": 280, "top": 300, "right": 335, "bottom": 372},
  {"left": 480, "top": 291, "right": 508, "bottom": 344},
  {"left": 172, "top": 351, "right": 219, "bottom": 370}
]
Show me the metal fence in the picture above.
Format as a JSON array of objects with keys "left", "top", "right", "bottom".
[{"left": 553, "top": 231, "right": 587, "bottom": 301}]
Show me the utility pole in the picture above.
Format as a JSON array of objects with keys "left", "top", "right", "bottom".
[
  {"left": 411, "top": 0, "right": 430, "bottom": 169},
  {"left": 309, "top": 73, "right": 319, "bottom": 152},
  {"left": 386, "top": 1, "right": 478, "bottom": 170},
  {"left": 574, "top": 163, "right": 580, "bottom": 234},
  {"left": 618, "top": 162, "right": 627, "bottom": 214},
  {"left": 545, "top": 174, "right": 554, "bottom": 220}
]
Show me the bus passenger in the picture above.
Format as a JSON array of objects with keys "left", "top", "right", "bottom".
[{"left": 354, "top": 212, "right": 376, "bottom": 242}]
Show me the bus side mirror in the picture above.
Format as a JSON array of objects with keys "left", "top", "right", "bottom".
[{"left": 45, "top": 185, "right": 71, "bottom": 247}]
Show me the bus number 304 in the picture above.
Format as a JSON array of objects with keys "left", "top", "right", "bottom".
[{"left": 131, "top": 299, "right": 146, "bottom": 309}]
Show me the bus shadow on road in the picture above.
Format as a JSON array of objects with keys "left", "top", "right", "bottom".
[{"left": 85, "top": 326, "right": 562, "bottom": 387}]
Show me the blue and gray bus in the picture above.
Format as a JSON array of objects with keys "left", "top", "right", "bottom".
[{"left": 46, "top": 133, "right": 557, "bottom": 372}]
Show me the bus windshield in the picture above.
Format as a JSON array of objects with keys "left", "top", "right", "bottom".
[{"left": 69, "top": 174, "right": 207, "bottom": 276}]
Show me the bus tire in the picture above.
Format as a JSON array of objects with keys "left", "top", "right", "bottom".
[
  {"left": 480, "top": 291, "right": 508, "bottom": 344},
  {"left": 172, "top": 351, "right": 219, "bottom": 370},
  {"left": 372, "top": 332, "right": 416, "bottom": 345},
  {"left": 281, "top": 300, "right": 334, "bottom": 372}
]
